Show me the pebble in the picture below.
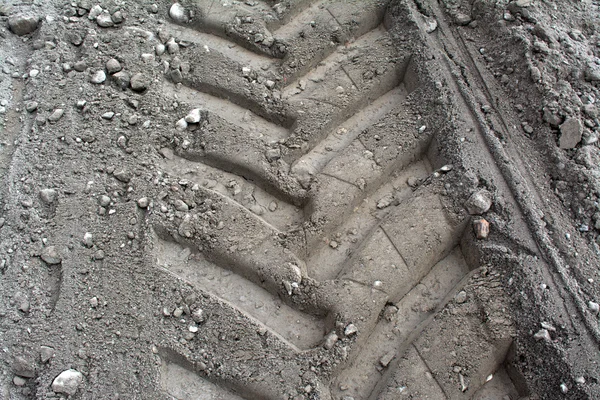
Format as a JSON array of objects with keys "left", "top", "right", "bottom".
[
  {"left": 112, "top": 71, "right": 130, "bottom": 90},
  {"left": 90, "top": 70, "right": 106, "bottom": 84},
  {"left": 106, "top": 58, "right": 122, "bottom": 74},
  {"left": 584, "top": 66, "right": 600, "bottom": 82},
  {"left": 588, "top": 301, "right": 599, "bottom": 313},
  {"left": 13, "top": 356, "right": 36, "bottom": 378},
  {"left": 88, "top": 5, "right": 103, "bottom": 20},
  {"left": 344, "top": 324, "right": 358, "bottom": 337},
  {"left": 155, "top": 43, "right": 166, "bottom": 56},
  {"left": 323, "top": 332, "right": 338, "bottom": 350},
  {"left": 560, "top": 383, "right": 568, "bottom": 394},
  {"left": 130, "top": 73, "right": 150, "bottom": 92},
  {"left": 379, "top": 351, "right": 395, "bottom": 367},
  {"left": 39, "top": 188, "right": 57, "bottom": 204},
  {"left": 41, "top": 246, "right": 62, "bottom": 265},
  {"left": 559, "top": 118, "right": 583, "bottom": 149},
  {"left": 167, "top": 38, "right": 179, "bottom": 55},
  {"left": 455, "top": 290, "right": 467, "bottom": 303},
  {"left": 137, "top": 197, "right": 149, "bottom": 208},
  {"left": 48, "top": 109, "right": 65, "bottom": 123},
  {"left": 175, "top": 118, "right": 188, "bottom": 131},
  {"left": 174, "top": 199, "right": 189, "bottom": 212},
  {"left": 94, "top": 250, "right": 105, "bottom": 260},
  {"left": 113, "top": 169, "right": 131, "bottom": 183},
  {"left": 40, "top": 346, "right": 54, "bottom": 363},
  {"left": 185, "top": 108, "right": 202, "bottom": 124},
  {"left": 52, "top": 369, "right": 83, "bottom": 396},
  {"left": 99, "top": 195, "right": 111, "bottom": 207},
  {"left": 8, "top": 14, "right": 39, "bottom": 36},
  {"left": 533, "top": 329, "right": 551, "bottom": 342},
  {"left": 473, "top": 218, "right": 490, "bottom": 239},
  {"left": 25, "top": 101, "right": 38, "bottom": 113},
  {"left": 90, "top": 297, "right": 99, "bottom": 307},
  {"left": 169, "top": 3, "right": 189, "bottom": 23},
  {"left": 465, "top": 190, "right": 492, "bottom": 215},
  {"left": 83, "top": 232, "right": 94, "bottom": 248},
  {"left": 112, "top": 11, "right": 124, "bottom": 24},
  {"left": 102, "top": 112, "right": 114, "bottom": 120},
  {"left": 13, "top": 376, "right": 26, "bottom": 386},
  {"left": 96, "top": 13, "right": 114, "bottom": 27}
]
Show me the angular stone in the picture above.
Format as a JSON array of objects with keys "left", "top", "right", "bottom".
[
  {"left": 105, "top": 58, "right": 122, "bottom": 74},
  {"left": 8, "top": 14, "right": 39, "bottom": 36},
  {"left": 465, "top": 190, "right": 492, "bottom": 215},
  {"left": 130, "top": 73, "right": 150, "bottom": 92},
  {"left": 52, "top": 369, "right": 83, "bottom": 396},
  {"left": 559, "top": 118, "right": 583, "bottom": 149},
  {"left": 41, "top": 246, "right": 62, "bottom": 264},
  {"left": 39, "top": 188, "right": 57, "bottom": 204}
]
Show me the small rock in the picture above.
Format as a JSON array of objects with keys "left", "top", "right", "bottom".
[
  {"left": 52, "top": 369, "right": 83, "bottom": 396},
  {"left": 93, "top": 250, "right": 105, "bottom": 260},
  {"left": 137, "top": 197, "right": 149, "bottom": 208},
  {"left": 265, "top": 148, "right": 281, "bottom": 162},
  {"left": 185, "top": 108, "right": 202, "bottom": 123},
  {"left": 559, "top": 118, "right": 583, "bottom": 149},
  {"left": 90, "top": 70, "right": 106, "bottom": 84},
  {"left": 111, "top": 11, "right": 124, "bottom": 24},
  {"left": 560, "top": 383, "right": 568, "bottom": 394},
  {"left": 588, "top": 301, "right": 599, "bottom": 313},
  {"left": 465, "top": 190, "right": 492, "bottom": 214},
  {"left": 377, "top": 194, "right": 394, "bottom": 209},
  {"left": 344, "top": 324, "right": 358, "bottom": 337},
  {"left": 90, "top": 297, "right": 98, "bottom": 308},
  {"left": 175, "top": 118, "right": 188, "bottom": 131},
  {"left": 105, "top": 58, "right": 122, "bottom": 74},
  {"left": 169, "top": 3, "right": 189, "bottom": 23},
  {"left": 39, "top": 188, "right": 57, "bottom": 204},
  {"left": 41, "top": 246, "right": 61, "bottom": 265},
  {"left": 323, "top": 332, "right": 338, "bottom": 350},
  {"left": 74, "top": 60, "right": 87, "bottom": 72},
  {"left": 455, "top": 290, "right": 467, "bottom": 303},
  {"left": 25, "top": 101, "right": 38, "bottom": 113},
  {"left": 48, "top": 109, "right": 65, "bottom": 123},
  {"left": 88, "top": 5, "right": 103, "bottom": 20},
  {"left": 13, "top": 376, "right": 27, "bottom": 386},
  {"left": 98, "top": 195, "right": 111, "bottom": 207},
  {"left": 112, "top": 71, "right": 130, "bottom": 90},
  {"left": 584, "top": 66, "right": 600, "bottom": 82},
  {"left": 383, "top": 305, "right": 398, "bottom": 321},
  {"left": 130, "top": 73, "right": 150, "bottom": 92},
  {"left": 533, "top": 329, "right": 551, "bottom": 342},
  {"left": 425, "top": 17, "right": 437, "bottom": 33},
  {"left": 82, "top": 232, "right": 94, "bottom": 247},
  {"left": 113, "top": 170, "right": 131, "bottom": 183},
  {"left": 174, "top": 199, "right": 189, "bottom": 212},
  {"left": 40, "top": 346, "right": 54, "bottom": 363},
  {"left": 192, "top": 308, "right": 205, "bottom": 323},
  {"left": 473, "top": 218, "right": 490, "bottom": 239},
  {"left": 96, "top": 13, "right": 114, "bottom": 27},
  {"left": 13, "top": 356, "right": 35, "bottom": 378},
  {"left": 167, "top": 38, "right": 179, "bottom": 55},
  {"left": 380, "top": 351, "right": 395, "bottom": 367},
  {"left": 8, "top": 14, "right": 39, "bottom": 36},
  {"left": 155, "top": 43, "right": 166, "bottom": 56},
  {"left": 102, "top": 112, "right": 114, "bottom": 120},
  {"left": 173, "top": 307, "right": 183, "bottom": 318}
]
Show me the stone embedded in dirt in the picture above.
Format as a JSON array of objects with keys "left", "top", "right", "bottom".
[
  {"left": 48, "top": 109, "right": 65, "bottom": 123},
  {"left": 52, "top": 369, "right": 83, "bottom": 396},
  {"left": 102, "top": 112, "right": 114, "bottom": 120},
  {"left": 94, "top": 249, "right": 105, "bottom": 260},
  {"left": 39, "top": 188, "right": 57, "bottom": 204},
  {"left": 473, "top": 218, "right": 490, "bottom": 239},
  {"left": 455, "top": 290, "right": 467, "bottom": 304},
  {"left": 533, "top": 329, "right": 551, "bottom": 342},
  {"left": 99, "top": 195, "right": 111, "bottom": 207},
  {"left": 113, "top": 169, "right": 131, "bottom": 183},
  {"left": 377, "top": 194, "right": 394, "bottom": 209},
  {"left": 90, "top": 297, "right": 99, "bottom": 307},
  {"left": 425, "top": 17, "right": 438, "bottom": 33},
  {"left": 41, "top": 246, "right": 62, "bottom": 265},
  {"left": 559, "top": 118, "right": 583, "bottom": 149},
  {"left": 130, "top": 73, "right": 150, "bottom": 92},
  {"left": 8, "top": 14, "right": 39, "bottom": 36},
  {"left": 137, "top": 197, "right": 149, "bottom": 208},
  {"left": 169, "top": 3, "right": 189, "bottom": 23},
  {"left": 167, "top": 38, "right": 179, "bottom": 55},
  {"left": 13, "top": 356, "right": 36, "bottom": 378},
  {"left": 379, "top": 351, "right": 395, "bottom": 367},
  {"left": 90, "top": 70, "right": 106, "bottom": 84},
  {"left": 25, "top": 101, "right": 38, "bottom": 113},
  {"left": 192, "top": 308, "right": 205, "bottom": 323},
  {"left": 106, "top": 58, "right": 122, "bottom": 74},
  {"left": 265, "top": 148, "right": 281, "bottom": 162},
  {"left": 185, "top": 108, "right": 202, "bottom": 124},
  {"left": 584, "top": 65, "right": 600, "bottom": 82},
  {"left": 465, "top": 190, "right": 492, "bottom": 215},
  {"left": 40, "top": 346, "right": 54, "bottom": 363},
  {"left": 155, "top": 43, "right": 166, "bottom": 56},
  {"left": 323, "top": 332, "right": 338, "bottom": 350},
  {"left": 112, "top": 11, "right": 124, "bottom": 24},
  {"left": 588, "top": 301, "right": 599, "bottom": 313}
]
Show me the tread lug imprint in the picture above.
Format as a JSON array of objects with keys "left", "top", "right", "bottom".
[{"left": 149, "top": 1, "right": 527, "bottom": 399}]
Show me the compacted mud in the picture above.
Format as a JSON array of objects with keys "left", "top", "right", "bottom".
[{"left": 1, "top": 0, "right": 599, "bottom": 399}]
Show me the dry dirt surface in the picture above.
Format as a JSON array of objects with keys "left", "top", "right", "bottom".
[{"left": 1, "top": 0, "right": 600, "bottom": 399}]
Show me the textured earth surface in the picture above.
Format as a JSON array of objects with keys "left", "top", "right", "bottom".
[{"left": 1, "top": 0, "right": 600, "bottom": 399}]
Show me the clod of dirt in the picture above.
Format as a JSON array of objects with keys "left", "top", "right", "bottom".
[
  {"left": 8, "top": 14, "right": 39, "bottom": 36},
  {"left": 52, "top": 369, "right": 84, "bottom": 395}
]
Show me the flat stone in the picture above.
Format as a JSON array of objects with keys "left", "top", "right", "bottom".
[
  {"left": 41, "top": 246, "right": 62, "bottom": 264},
  {"left": 48, "top": 109, "right": 64, "bottom": 123},
  {"left": 8, "top": 14, "right": 39, "bottom": 36},
  {"left": 559, "top": 118, "right": 583, "bottom": 149},
  {"left": 113, "top": 169, "right": 131, "bottom": 183},
  {"left": 52, "top": 369, "right": 83, "bottom": 396},
  {"left": 13, "top": 356, "right": 35, "bottom": 378}
]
